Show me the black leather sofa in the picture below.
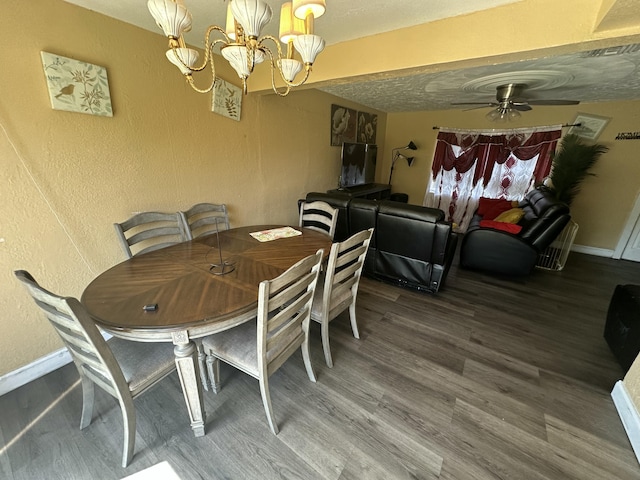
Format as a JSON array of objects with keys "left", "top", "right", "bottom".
[
  {"left": 303, "top": 192, "right": 458, "bottom": 292},
  {"left": 460, "top": 186, "right": 571, "bottom": 276}
]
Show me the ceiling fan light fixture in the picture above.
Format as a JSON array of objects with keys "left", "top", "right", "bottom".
[{"left": 485, "top": 108, "right": 504, "bottom": 122}]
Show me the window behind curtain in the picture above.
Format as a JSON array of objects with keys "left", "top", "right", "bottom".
[{"left": 424, "top": 126, "right": 562, "bottom": 232}]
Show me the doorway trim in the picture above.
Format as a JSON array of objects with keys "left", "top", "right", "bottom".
[{"left": 613, "top": 190, "right": 640, "bottom": 259}]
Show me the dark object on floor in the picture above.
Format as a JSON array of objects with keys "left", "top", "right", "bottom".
[
  {"left": 605, "top": 284, "right": 640, "bottom": 373},
  {"left": 302, "top": 192, "right": 457, "bottom": 292}
]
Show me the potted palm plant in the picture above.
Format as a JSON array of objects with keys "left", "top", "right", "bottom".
[
  {"left": 547, "top": 133, "right": 608, "bottom": 205},
  {"left": 536, "top": 133, "right": 608, "bottom": 271}
]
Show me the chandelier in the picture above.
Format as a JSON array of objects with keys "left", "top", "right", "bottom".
[{"left": 147, "top": 0, "right": 326, "bottom": 96}]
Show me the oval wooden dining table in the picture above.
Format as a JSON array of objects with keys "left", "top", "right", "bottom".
[{"left": 81, "top": 225, "right": 331, "bottom": 437}]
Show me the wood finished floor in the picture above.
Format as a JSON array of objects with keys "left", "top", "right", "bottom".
[{"left": 2, "top": 252, "right": 640, "bottom": 479}]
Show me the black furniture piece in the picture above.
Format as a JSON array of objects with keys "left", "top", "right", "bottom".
[
  {"left": 327, "top": 183, "right": 391, "bottom": 200},
  {"left": 605, "top": 284, "right": 640, "bottom": 373},
  {"left": 460, "top": 186, "right": 571, "bottom": 276},
  {"left": 303, "top": 192, "right": 457, "bottom": 292},
  {"left": 389, "top": 193, "right": 409, "bottom": 203}
]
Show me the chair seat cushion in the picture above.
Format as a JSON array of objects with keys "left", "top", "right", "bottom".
[
  {"left": 201, "top": 321, "right": 259, "bottom": 378},
  {"left": 107, "top": 337, "right": 176, "bottom": 395}
]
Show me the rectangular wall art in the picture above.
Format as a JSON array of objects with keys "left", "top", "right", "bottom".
[
  {"left": 568, "top": 113, "right": 611, "bottom": 140},
  {"left": 357, "top": 111, "right": 377, "bottom": 144},
  {"left": 212, "top": 78, "right": 242, "bottom": 121},
  {"left": 331, "top": 104, "right": 356, "bottom": 146},
  {"left": 41, "top": 52, "right": 113, "bottom": 117}
]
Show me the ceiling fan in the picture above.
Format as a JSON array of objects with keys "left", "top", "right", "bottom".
[{"left": 452, "top": 83, "right": 580, "bottom": 121}]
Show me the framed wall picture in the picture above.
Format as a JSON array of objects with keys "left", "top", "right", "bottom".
[
  {"left": 357, "top": 111, "right": 377, "bottom": 144},
  {"left": 330, "top": 104, "right": 356, "bottom": 146},
  {"left": 568, "top": 113, "right": 611, "bottom": 140},
  {"left": 212, "top": 78, "right": 242, "bottom": 121},
  {"left": 41, "top": 52, "right": 113, "bottom": 117}
]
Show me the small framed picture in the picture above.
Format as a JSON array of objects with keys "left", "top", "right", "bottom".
[
  {"left": 568, "top": 113, "right": 611, "bottom": 141},
  {"left": 212, "top": 78, "right": 242, "bottom": 121},
  {"left": 41, "top": 51, "right": 113, "bottom": 117}
]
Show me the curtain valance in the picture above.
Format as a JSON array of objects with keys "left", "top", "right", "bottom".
[{"left": 432, "top": 126, "right": 562, "bottom": 188}]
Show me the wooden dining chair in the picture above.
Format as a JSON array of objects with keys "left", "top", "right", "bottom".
[
  {"left": 114, "top": 211, "right": 187, "bottom": 258},
  {"left": 201, "top": 249, "right": 324, "bottom": 434},
  {"left": 299, "top": 200, "right": 339, "bottom": 239},
  {"left": 179, "top": 202, "right": 230, "bottom": 240},
  {"left": 311, "top": 228, "right": 374, "bottom": 367},
  {"left": 14, "top": 270, "right": 177, "bottom": 468}
]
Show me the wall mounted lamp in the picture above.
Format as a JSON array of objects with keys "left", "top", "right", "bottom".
[{"left": 388, "top": 141, "right": 417, "bottom": 185}]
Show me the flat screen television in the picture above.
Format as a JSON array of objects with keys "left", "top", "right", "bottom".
[{"left": 340, "top": 142, "right": 377, "bottom": 188}]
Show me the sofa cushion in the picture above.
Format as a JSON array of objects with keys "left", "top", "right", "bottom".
[
  {"left": 493, "top": 207, "right": 525, "bottom": 224},
  {"left": 477, "top": 197, "right": 516, "bottom": 219},
  {"left": 479, "top": 220, "right": 523, "bottom": 234}
]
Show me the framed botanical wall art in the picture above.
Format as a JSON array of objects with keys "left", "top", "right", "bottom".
[
  {"left": 212, "top": 78, "right": 242, "bottom": 121},
  {"left": 330, "top": 104, "right": 356, "bottom": 146},
  {"left": 41, "top": 52, "right": 113, "bottom": 117},
  {"left": 357, "top": 111, "right": 377, "bottom": 144},
  {"left": 568, "top": 113, "right": 611, "bottom": 140}
]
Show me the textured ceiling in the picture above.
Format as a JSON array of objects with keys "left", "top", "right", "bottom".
[
  {"left": 63, "top": 0, "right": 640, "bottom": 113},
  {"left": 62, "top": 0, "right": 522, "bottom": 47},
  {"left": 319, "top": 44, "right": 640, "bottom": 112}
]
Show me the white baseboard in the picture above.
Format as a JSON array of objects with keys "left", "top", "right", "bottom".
[
  {"left": 0, "top": 331, "right": 112, "bottom": 397},
  {"left": 572, "top": 244, "right": 614, "bottom": 258},
  {"left": 611, "top": 380, "right": 640, "bottom": 464},
  {"left": 0, "top": 347, "right": 72, "bottom": 397}
]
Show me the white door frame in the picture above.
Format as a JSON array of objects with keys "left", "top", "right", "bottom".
[{"left": 613, "top": 190, "right": 640, "bottom": 259}]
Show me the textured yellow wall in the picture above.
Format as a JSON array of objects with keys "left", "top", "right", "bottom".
[
  {"left": 0, "top": 0, "right": 385, "bottom": 375},
  {"left": 384, "top": 100, "right": 640, "bottom": 250}
]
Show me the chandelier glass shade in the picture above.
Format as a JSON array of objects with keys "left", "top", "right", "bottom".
[{"left": 147, "top": 0, "right": 326, "bottom": 96}]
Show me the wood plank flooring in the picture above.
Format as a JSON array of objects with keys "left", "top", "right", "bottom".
[{"left": 2, "top": 252, "right": 640, "bottom": 479}]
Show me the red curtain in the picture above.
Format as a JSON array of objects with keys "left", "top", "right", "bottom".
[{"left": 431, "top": 128, "right": 562, "bottom": 187}]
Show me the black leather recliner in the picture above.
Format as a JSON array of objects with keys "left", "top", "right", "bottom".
[
  {"left": 460, "top": 187, "right": 571, "bottom": 276},
  {"left": 303, "top": 192, "right": 458, "bottom": 292}
]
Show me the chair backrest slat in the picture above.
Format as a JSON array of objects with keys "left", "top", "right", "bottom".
[
  {"left": 179, "top": 203, "right": 230, "bottom": 240},
  {"left": 299, "top": 201, "right": 338, "bottom": 239},
  {"left": 322, "top": 228, "right": 374, "bottom": 320},
  {"left": 114, "top": 211, "right": 185, "bottom": 258},
  {"left": 14, "top": 270, "right": 130, "bottom": 399},
  {"left": 256, "top": 251, "right": 323, "bottom": 377}
]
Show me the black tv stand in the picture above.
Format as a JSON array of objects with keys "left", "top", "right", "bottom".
[{"left": 327, "top": 183, "right": 391, "bottom": 200}]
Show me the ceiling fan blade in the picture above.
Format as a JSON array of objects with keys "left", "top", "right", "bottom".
[
  {"left": 512, "top": 104, "right": 532, "bottom": 111},
  {"left": 451, "top": 102, "right": 498, "bottom": 107},
  {"left": 527, "top": 99, "right": 580, "bottom": 106},
  {"left": 462, "top": 104, "right": 498, "bottom": 111}
]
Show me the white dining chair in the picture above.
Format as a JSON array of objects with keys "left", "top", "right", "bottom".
[
  {"left": 179, "top": 202, "right": 230, "bottom": 240},
  {"left": 299, "top": 200, "right": 339, "bottom": 239},
  {"left": 14, "top": 270, "right": 176, "bottom": 467},
  {"left": 311, "top": 228, "right": 373, "bottom": 367},
  {"left": 201, "top": 249, "right": 324, "bottom": 434},
  {"left": 114, "top": 211, "right": 186, "bottom": 258}
]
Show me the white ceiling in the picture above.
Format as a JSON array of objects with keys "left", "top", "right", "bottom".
[{"left": 63, "top": 0, "right": 640, "bottom": 113}]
